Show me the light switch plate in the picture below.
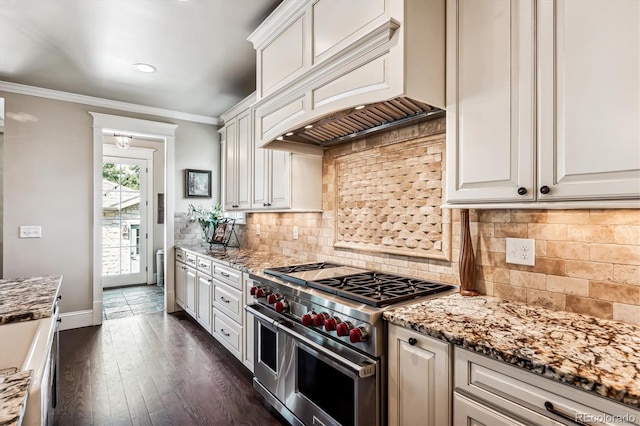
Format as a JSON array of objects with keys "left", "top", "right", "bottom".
[
  {"left": 293, "top": 226, "right": 299, "bottom": 240},
  {"left": 20, "top": 226, "right": 42, "bottom": 238},
  {"left": 506, "top": 237, "right": 535, "bottom": 266},
  {"left": 256, "top": 224, "right": 260, "bottom": 236}
]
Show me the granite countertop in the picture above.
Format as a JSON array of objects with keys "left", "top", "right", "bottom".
[
  {"left": 178, "top": 246, "right": 305, "bottom": 274},
  {"left": 0, "top": 275, "right": 63, "bottom": 325},
  {"left": 384, "top": 294, "right": 640, "bottom": 409},
  {"left": 0, "top": 370, "right": 32, "bottom": 426}
]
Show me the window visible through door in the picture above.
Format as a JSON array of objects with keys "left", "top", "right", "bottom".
[{"left": 102, "top": 157, "right": 148, "bottom": 287}]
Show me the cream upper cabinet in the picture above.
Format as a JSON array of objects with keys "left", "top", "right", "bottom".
[
  {"left": 445, "top": 0, "right": 535, "bottom": 203},
  {"left": 252, "top": 145, "right": 322, "bottom": 212},
  {"left": 537, "top": 0, "right": 640, "bottom": 201},
  {"left": 221, "top": 94, "right": 255, "bottom": 211},
  {"left": 445, "top": 0, "right": 640, "bottom": 207},
  {"left": 388, "top": 324, "right": 451, "bottom": 426}
]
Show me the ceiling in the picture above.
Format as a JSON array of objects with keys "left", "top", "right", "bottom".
[{"left": 0, "top": 0, "right": 281, "bottom": 122}]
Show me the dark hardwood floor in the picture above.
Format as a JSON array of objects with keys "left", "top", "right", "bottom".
[{"left": 54, "top": 311, "right": 287, "bottom": 426}]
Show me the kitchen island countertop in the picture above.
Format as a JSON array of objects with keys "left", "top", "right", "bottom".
[
  {"left": 384, "top": 294, "right": 640, "bottom": 409},
  {"left": 0, "top": 275, "right": 62, "bottom": 325},
  {"left": 0, "top": 370, "right": 32, "bottom": 426}
]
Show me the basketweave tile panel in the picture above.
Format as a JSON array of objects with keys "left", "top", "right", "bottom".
[{"left": 334, "top": 134, "right": 451, "bottom": 261}]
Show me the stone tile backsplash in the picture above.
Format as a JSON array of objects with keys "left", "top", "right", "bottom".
[{"left": 240, "top": 117, "right": 639, "bottom": 324}]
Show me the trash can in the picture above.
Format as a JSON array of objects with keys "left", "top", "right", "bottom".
[{"left": 156, "top": 249, "right": 164, "bottom": 286}]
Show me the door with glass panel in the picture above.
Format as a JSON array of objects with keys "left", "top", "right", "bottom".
[{"left": 102, "top": 156, "right": 148, "bottom": 287}]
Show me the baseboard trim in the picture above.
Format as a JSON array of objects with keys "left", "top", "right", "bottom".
[{"left": 59, "top": 310, "right": 94, "bottom": 330}]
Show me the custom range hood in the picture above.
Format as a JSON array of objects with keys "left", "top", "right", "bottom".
[{"left": 248, "top": 0, "right": 446, "bottom": 156}]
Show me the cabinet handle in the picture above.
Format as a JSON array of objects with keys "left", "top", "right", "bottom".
[
  {"left": 408, "top": 337, "right": 417, "bottom": 346},
  {"left": 220, "top": 272, "right": 230, "bottom": 277},
  {"left": 544, "top": 402, "right": 588, "bottom": 426},
  {"left": 517, "top": 187, "right": 528, "bottom": 195},
  {"left": 267, "top": 203, "right": 271, "bottom": 207},
  {"left": 221, "top": 329, "right": 230, "bottom": 337},
  {"left": 263, "top": 203, "right": 267, "bottom": 207},
  {"left": 208, "top": 279, "right": 213, "bottom": 283},
  {"left": 220, "top": 296, "right": 230, "bottom": 303},
  {"left": 540, "top": 185, "right": 551, "bottom": 194},
  {"left": 57, "top": 295, "right": 62, "bottom": 301}
]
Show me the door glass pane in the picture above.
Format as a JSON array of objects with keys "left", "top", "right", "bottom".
[
  {"left": 102, "top": 161, "right": 143, "bottom": 279},
  {"left": 297, "top": 347, "right": 355, "bottom": 426},
  {"left": 259, "top": 324, "right": 277, "bottom": 372}
]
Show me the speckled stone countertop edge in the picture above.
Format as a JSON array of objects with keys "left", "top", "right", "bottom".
[
  {"left": 0, "top": 275, "right": 62, "bottom": 325},
  {"left": 0, "top": 370, "right": 32, "bottom": 426},
  {"left": 383, "top": 295, "right": 640, "bottom": 410}
]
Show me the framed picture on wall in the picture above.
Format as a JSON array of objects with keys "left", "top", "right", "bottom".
[{"left": 185, "top": 169, "right": 212, "bottom": 198}]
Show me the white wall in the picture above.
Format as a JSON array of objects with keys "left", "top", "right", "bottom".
[{"left": 1, "top": 91, "right": 219, "bottom": 315}]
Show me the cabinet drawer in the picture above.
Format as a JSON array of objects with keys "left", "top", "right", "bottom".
[
  {"left": 213, "top": 264, "right": 241, "bottom": 290},
  {"left": 184, "top": 252, "right": 197, "bottom": 268},
  {"left": 454, "top": 348, "right": 640, "bottom": 425},
  {"left": 196, "top": 256, "right": 213, "bottom": 275},
  {"left": 213, "top": 283, "right": 242, "bottom": 324},
  {"left": 213, "top": 312, "right": 242, "bottom": 361},
  {"left": 175, "top": 248, "right": 185, "bottom": 262},
  {"left": 453, "top": 391, "right": 532, "bottom": 426}
]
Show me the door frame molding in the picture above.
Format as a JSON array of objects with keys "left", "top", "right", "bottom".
[
  {"left": 90, "top": 113, "right": 178, "bottom": 326},
  {"left": 103, "top": 145, "right": 155, "bottom": 287}
]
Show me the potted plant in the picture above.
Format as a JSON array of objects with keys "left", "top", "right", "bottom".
[{"left": 187, "top": 203, "right": 223, "bottom": 243}]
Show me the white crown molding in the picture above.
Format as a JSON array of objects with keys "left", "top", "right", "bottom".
[
  {"left": 0, "top": 80, "right": 222, "bottom": 125},
  {"left": 247, "top": 0, "right": 309, "bottom": 48}
]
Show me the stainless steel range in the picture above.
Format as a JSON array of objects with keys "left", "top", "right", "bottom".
[{"left": 246, "top": 262, "right": 456, "bottom": 426}]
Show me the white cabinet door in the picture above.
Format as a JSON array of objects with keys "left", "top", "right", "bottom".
[
  {"left": 388, "top": 324, "right": 451, "bottom": 426},
  {"left": 223, "top": 118, "right": 238, "bottom": 210},
  {"left": 269, "top": 150, "right": 291, "bottom": 209},
  {"left": 252, "top": 145, "right": 269, "bottom": 209},
  {"left": 446, "top": 0, "right": 535, "bottom": 203},
  {"left": 537, "top": 0, "right": 640, "bottom": 201},
  {"left": 175, "top": 261, "right": 186, "bottom": 308},
  {"left": 184, "top": 266, "right": 197, "bottom": 318},
  {"left": 196, "top": 273, "right": 212, "bottom": 333},
  {"left": 236, "top": 110, "right": 253, "bottom": 209}
]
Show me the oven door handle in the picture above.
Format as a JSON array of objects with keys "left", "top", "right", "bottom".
[{"left": 278, "top": 322, "right": 376, "bottom": 379}]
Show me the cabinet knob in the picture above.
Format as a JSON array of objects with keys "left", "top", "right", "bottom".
[
  {"left": 408, "top": 337, "right": 417, "bottom": 346},
  {"left": 540, "top": 185, "right": 551, "bottom": 195},
  {"left": 263, "top": 203, "right": 267, "bottom": 207},
  {"left": 517, "top": 187, "right": 527, "bottom": 195}
]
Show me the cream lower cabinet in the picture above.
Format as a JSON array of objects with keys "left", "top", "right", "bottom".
[
  {"left": 196, "top": 273, "right": 212, "bottom": 333},
  {"left": 453, "top": 392, "right": 529, "bottom": 426},
  {"left": 388, "top": 324, "right": 451, "bottom": 426},
  {"left": 446, "top": 0, "right": 640, "bottom": 206},
  {"left": 211, "top": 263, "right": 244, "bottom": 362},
  {"left": 184, "top": 267, "right": 197, "bottom": 318},
  {"left": 242, "top": 275, "right": 257, "bottom": 372},
  {"left": 175, "top": 251, "right": 186, "bottom": 309}
]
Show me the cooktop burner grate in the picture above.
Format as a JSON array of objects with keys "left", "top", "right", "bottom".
[
  {"left": 264, "top": 262, "right": 342, "bottom": 276},
  {"left": 307, "top": 272, "right": 454, "bottom": 307}
]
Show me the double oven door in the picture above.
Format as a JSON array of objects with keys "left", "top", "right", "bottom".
[{"left": 250, "top": 305, "right": 380, "bottom": 426}]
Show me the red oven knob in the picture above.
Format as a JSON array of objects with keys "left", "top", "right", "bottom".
[
  {"left": 301, "top": 313, "right": 316, "bottom": 326},
  {"left": 254, "top": 288, "right": 264, "bottom": 298},
  {"left": 275, "top": 300, "right": 289, "bottom": 313},
  {"left": 250, "top": 286, "right": 258, "bottom": 296},
  {"left": 349, "top": 327, "right": 369, "bottom": 343},
  {"left": 267, "top": 293, "right": 278, "bottom": 304},
  {"left": 336, "top": 321, "right": 353, "bottom": 337},
  {"left": 313, "top": 312, "right": 329, "bottom": 327},
  {"left": 324, "top": 317, "right": 341, "bottom": 332}
]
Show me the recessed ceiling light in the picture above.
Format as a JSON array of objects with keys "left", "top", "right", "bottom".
[
  {"left": 276, "top": 136, "right": 283, "bottom": 141},
  {"left": 133, "top": 63, "right": 157, "bottom": 73},
  {"left": 304, "top": 124, "right": 313, "bottom": 129},
  {"left": 285, "top": 132, "right": 294, "bottom": 136},
  {"left": 355, "top": 105, "right": 366, "bottom": 110}
]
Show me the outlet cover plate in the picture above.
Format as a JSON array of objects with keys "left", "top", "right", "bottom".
[
  {"left": 293, "top": 226, "right": 299, "bottom": 240},
  {"left": 506, "top": 237, "right": 535, "bottom": 266},
  {"left": 256, "top": 224, "right": 260, "bottom": 236},
  {"left": 20, "top": 225, "right": 42, "bottom": 238}
]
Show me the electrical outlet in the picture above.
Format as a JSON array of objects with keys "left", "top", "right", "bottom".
[
  {"left": 506, "top": 237, "right": 535, "bottom": 266},
  {"left": 293, "top": 226, "right": 299, "bottom": 240},
  {"left": 256, "top": 224, "right": 260, "bottom": 236},
  {"left": 20, "top": 225, "right": 42, "bottom": 238}
]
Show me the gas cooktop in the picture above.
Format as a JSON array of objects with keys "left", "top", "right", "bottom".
[{"left": 263, "top": 262, "right": 454, "bottom": 307}]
